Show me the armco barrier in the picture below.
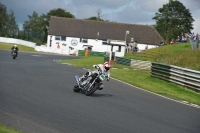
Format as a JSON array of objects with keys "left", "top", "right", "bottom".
[
  {"left": 151, "top": 62, "right": 200, "bottom": 92},
  {"left": 115, "top": 57, "right": 131, "bottom": 66},
  {"left": 104, "top": 56, "right": 109, "bottom": 62},
  {"left": 89, "top": 51, "right": 106, "bottom": 56},
  {"left": 78, "top": 50, "right": 85, "bottom": 56},
  {"left": 78, "top": 50, "right": 106, "bottom": 57}
]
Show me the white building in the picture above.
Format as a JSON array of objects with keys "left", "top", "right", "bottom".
[{"left": 47, "top": 16, "right": 163, "bottom": 57}]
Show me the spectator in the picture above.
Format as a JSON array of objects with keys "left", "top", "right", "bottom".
[
  {"left": 158, "top": 40, "right": 164, "bottom": 46},
  {"left": 130, "top": 42, "right": 133, "bottom": 50},
  {"left": 125, "top": 41, "right": 129, "bottom": 53},
  {"left": 191, "top": 32, "right": 195, "bottom": 40},
  {"left": 197, "top": 33, "right": 200, "bottom": 48},
  {"left": 184, "top": 34, "right": 188, "bottom": 42},
  {"left": 176, "top": 36, "right": 180, "bottom": 43},
  {"left": 145, "top": 44, "right": 148, "bottom": 50},
  {"left": 193, "top": 35, "right": 196, "bottom": 41},
  {"left": 170, "top": 39, "right": 174, "bottom": 44},
  {"left": 135, "top": 41, "right": 138, "bottom": 49},
  {"left": 195, "top": 33, "right": 199, "bottom": 41},
  {"left": 132, "top": 41, "right": 138, "bottom": 54},
  {"left": 126, "top": 41, "right": 129, "bottom": 47},
  {"left": 181, "top": 35, "right": 185, "bottom": 43}
]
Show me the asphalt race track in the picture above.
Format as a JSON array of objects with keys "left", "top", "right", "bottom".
[{"left": 0, "top": 50, "right": 200, "bottom": 133}]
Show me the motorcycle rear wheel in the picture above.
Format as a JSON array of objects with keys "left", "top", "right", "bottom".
[
  {"left": 73, "top": 85, "right": 81, "bottom": 92},
  {"left": 85, "top": 84, "right": 98, "bottom": 96}
]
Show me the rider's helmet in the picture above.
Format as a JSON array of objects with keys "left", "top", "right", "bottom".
[
  {"left": 14, "top": 45, "right": 17, "bottom": 47},
  {"left": 104, "top": 62, "right": 110, "bottom": 71}
]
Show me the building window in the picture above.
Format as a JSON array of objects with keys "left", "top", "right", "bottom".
[
  {"left": 102, "top": 41, "right": 108, "bottom": 44},
  {"left": 88, "top": 47, "right": 92, "bottom": 51},
  {"left": 55, "top": 36, "right": 60, "bottom": 40},
  {"left": 118, "top": 46, "right": 121, "bottom": 52},
  {"left": 82, "top": 39, "right": 88, "bottom": 43},
  {"left": 61, "top": 36, "right": 66, "bottom": 41}
]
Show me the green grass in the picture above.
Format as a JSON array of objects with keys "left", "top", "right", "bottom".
[
  {"left": 111, "top": 69, "right": 200, "bottom": 104},
  {"left": 125, "top": 43, "right": 200, "bottom": 70},
  {"left": 0, "top": 123, "right": 22, "bottom": 133},
  {"left": 60, "top": 56, "right": 105, "bottom": 68},
  {"left": 0, "top": 42, "right": 36, "bottom": 52},
  {"left": 155, "top": 49, "right": 200, "bottom": 71},
  {"left": 59, "top": 56, "right": 134, "bottom": 69}
]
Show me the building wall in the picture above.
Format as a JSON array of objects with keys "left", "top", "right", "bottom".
[{"left": 47, "top": 35, "right": 126, "bottom": 57}]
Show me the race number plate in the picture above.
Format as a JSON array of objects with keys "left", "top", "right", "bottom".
[{"left": 99, "top": 73, "right": 106, "bottom": 81}]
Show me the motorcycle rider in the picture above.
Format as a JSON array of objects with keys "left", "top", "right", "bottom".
[
  {"left": 11, "top": 45, "right": 19, "bottom": 57},
  {"left": 80, "top": 61, "right": 111, "bottom": 90}
]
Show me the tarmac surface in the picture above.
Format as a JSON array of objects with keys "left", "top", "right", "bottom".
[{"left": 0, "top": 50, "right": 200, "bottom": 133}]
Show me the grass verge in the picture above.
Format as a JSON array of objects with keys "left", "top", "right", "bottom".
[
  {"left": 0, "top": 123, "right": 22, "bottom": 133},
  {"left": 0, "top": 42, "right": 36, "bottom": 52},
  {"left": 125, "top": 43, "right": 200, "bottom": 70}
]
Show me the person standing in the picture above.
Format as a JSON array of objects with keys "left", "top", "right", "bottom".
[
  {"left": 132, "top": 41, "right": 138, "bottom": 54},
  {"left": 145, "top": 44, "right": 148, "bottom": 50}
]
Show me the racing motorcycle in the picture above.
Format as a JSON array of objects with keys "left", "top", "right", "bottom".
[
  {"left": 73, "top": 65, "right": 107, "bottom": 96},
  {"left": 12, "top": 49, "right": 17, "bottom": 59}
]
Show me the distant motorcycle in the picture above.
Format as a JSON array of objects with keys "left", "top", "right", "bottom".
[
  {"left": 73, "top": 65, "right": 107, "bottom": 96},
  {"left": 12, "top": 49, "right": 17, "bottom": 59}
]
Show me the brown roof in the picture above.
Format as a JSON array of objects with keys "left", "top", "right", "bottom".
[{"left": 48, "top": 16, "right": 163, "bottom": 45}]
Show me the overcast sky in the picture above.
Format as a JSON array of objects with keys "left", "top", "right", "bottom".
[{"left": 1, "top": 0, "right": 200, "bottom": 34}]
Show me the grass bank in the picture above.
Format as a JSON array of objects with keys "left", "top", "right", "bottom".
[
  {"left": 125, "top": 43, "right": 200, "bottom": 70},
  {"left": 0, "top": 42, "right": 36, "bottom": 52}
]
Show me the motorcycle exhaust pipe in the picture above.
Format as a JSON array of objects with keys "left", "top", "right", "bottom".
[{"left": 75, "top": 75, "right": 80, "bottom": 87}]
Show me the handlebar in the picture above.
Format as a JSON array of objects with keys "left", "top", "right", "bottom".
[{"left": 94, "top": 65, "right": 103, "bottom": 74}]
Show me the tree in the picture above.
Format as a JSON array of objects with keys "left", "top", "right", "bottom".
[
  {"left": 0, "top": 2, "right": 18, "bottom": 37},
  {"left": 22, "top": 8, "right": 75, "bottom": 44},
  {"left": 0, "top": 2, "right": 7, "bottom": 36},
  {"left": 153, "top": 0, "right": 194, "bottom": 43},
  {"left": 5, "top": 10, "right": 18, "bottom": 37},
  {"left": 85, "top": 8, "right": 104, "bottom": 21},
  {"left": 85, "top": 16, "right": 104, "bottom": 21},
  {"left": 43, "top": 8, "right": 75, "bottom": 42},
  {"left": 46, "top": 8, "right": 75, "bottom": 19},
  {"left": 45, "top": 8, "right": 75, "bottom": 29},
  {"left": 23, "top": 11, "right": 45, "bottom": 44},
  {"left": 23, "top": 11, "right": 44, "bottom": 33}
]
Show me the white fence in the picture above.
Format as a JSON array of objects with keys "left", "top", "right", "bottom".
[
  {"left": 35, "top": 46, "right": 60, "bottom": 53},
  {"left": 0, "top": 37, "right": 36, "bottom": 48}
]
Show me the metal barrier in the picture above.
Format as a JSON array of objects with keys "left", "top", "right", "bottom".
[
  {"left": 78, "top": 50, "right": 106, "bottom": 57},
  {"left": 151, "top": 62, "right": 200, "bottom": 92},
  {"left": 115, "top": 57, "right": 131, "bottom": 66}
]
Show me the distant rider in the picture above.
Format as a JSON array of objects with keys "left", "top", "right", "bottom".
[
  {"left": 11, "top": 45, "right": 19, "bottom": 57},
  {"left": 80, "top": 61, "right": 111, "bottom": 90}
]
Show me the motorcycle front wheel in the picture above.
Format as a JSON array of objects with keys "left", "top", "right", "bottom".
[
  {"left": 85, "top": 83, "right": 98, "bottom": 96},
  {"left": 73, "top": 85, "right": 81, "bottom": 92}
]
